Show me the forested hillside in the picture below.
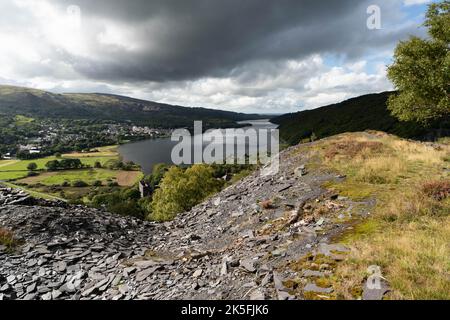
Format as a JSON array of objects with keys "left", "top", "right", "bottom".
[{"left": 272, "top": 92, "right": 448, "bottom": 145}]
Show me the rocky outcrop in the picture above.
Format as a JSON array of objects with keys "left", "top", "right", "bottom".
[{"left": 0, "top": 143, "right": 376, "bottom": 300}]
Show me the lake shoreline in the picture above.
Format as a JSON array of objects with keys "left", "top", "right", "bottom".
[{"left": 118, "top": 120, "right": 277, "bottom": 175}]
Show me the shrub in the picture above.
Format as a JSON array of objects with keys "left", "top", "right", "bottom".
[
  {"left": 93, "top": 180, "right": 103, "bottom": 187},
  {"left": 27, "top": 171, "right": 39, "bottom": 177},
  {"left": 105, "top": 160, "right": 124, "bottom": 170},
  {"left": 72, "top": 180, "right": 88, "bottom": 188},
  {"left": 45, "top": 160, "right": 60, "bottom": 171},
  {"left": 108, "top": 201, "right": 145, "bottom": 219},
  {"left": 150, "top": 165, "right": 222, "bottom": 221},
  {"left": 91, "top": 188, "right": 146, "bottom": 219},
  {"left": 27, "top": 162, "right": 38, "bottom": 171},
  {"left": 61, "top": 181, "right": 70, "bottom": 187}
]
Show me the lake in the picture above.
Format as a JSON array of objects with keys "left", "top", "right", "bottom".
[{"left": 118, "top": 120, "right": 278, "bottom": 174}]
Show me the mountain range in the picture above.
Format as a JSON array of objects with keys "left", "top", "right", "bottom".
[
  {"left": 0, "top": 85, "right": 264, "bottom": 128},
  {"left": 1, "top": 85, "right": 448, "bottom": 142}
]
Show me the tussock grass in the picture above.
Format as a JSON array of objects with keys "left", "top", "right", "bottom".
[
  {"left": 354, "top": 156, "right": 407, "bottom": 184},
  {"left": 319, "top": 132, "right": 450, "bottom": 300},
  {"left": 0, "top": 228, "right": 20, "bottom": 252}
]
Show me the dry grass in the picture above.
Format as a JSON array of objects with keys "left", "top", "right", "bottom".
[
  {"left": 116, "top": 171, "right": 143, "bottom": 186},
  {"left": 0, "top": 228, "right": 20, "bottom": 252},
  {"left": 324, "top": 139, "right": 384, "bottom": 160},
  {"left": 319, "top": 132, "right": 450, "bottom": 300},
  {"left": 260, "top": 200, "right": 274, "bottom": 210},
  {"left": 354, "top": 156, "right": 407, "bottom": 184},
  {"left": 335, "top": 208, "right": 450, "bottom": 300},
  {"left": 388, "top": 138, "right": 447, "bottom": 166}
]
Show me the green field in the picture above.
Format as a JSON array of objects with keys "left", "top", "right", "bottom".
[
  {"left": 0, "top": 171, "right": 30, "bottom": 180},
  {"left": 21, "top": 169, "right": 119, "bottom": 186},
  {"left": 0, "top": 156, "right": 117, "bottom": 171},
  {"left": 14, "top": 115, "right": 35, "bottom": 125},
  {"left": 0, "top": 147, "right": 142, "bottom": 201},
  {"left": 0, "top": 160, "right": 20, "bottom": 168},
  {"left": 63, "top": 145, "right": 119, "bottom": 158},
  {"left": 0, "top": 155, "right": 118, "bottom": 182}
]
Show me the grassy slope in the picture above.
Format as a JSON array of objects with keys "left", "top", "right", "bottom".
[
  {"left": 313, "top": 132, "right": 449, "bottom": 299},
  {"left": 272, "top": 92, "right": 447, "bottom": 145},
  {"left": 1, "top": 181, "right": 66, "bottom": 201}
]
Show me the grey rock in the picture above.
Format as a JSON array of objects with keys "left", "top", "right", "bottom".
[
  {"left": 51, "top": 290, "right": 62, "bottom": 300},
  {"left": 37, "top": 285, "right": 51, "bottom": 294},
  {"left": 41, "top": 292, "right": 52, "bottom": 300},
  {"left": 23, "top": 293, "right": 37, "bottom": 300},
  {"left": 135, "top": 267, "right": 159, "bottom": 282},
  {"left": 271, "top": 248, "right": 286, "bottom": 257},
  {"left": 272, "top": 272, "right": 285, "bottom": 292},
  {"left": 239, "top": 259, "right": 257, "bottom": 273},
  {"left": 316, "top": 218, "right": 325, "bottom": 226},
  {"left": 118, "top": 284, "right": 129, "bottom": 295},
  {"left": 294, "top": 166, "right": 308, "bottom": 177},
  {"left": 192, "top": 282, "right": 200, "bottom": 290},
  {"left": 26, "top": 282, "right": 37, "bottom": 293},
  {"left": 249, "top": 289, "right": 265, "bottom": 300},
  {"left": 304, "top": 283, "right": 333, "bottom": 294},
  {"left": 56, "top": 261, "right": 67, "bottom": 272},
  {"left": 231, "top": 210, "right": 244, "bottom": 218},
  {"left": 192, "top": 269, "right": 203, "bottom": 278},
  {"left": 133, "top": 261, "right": 158, "bottom": 269},
  {"left": 111, "top": 275, "right": 122, "bottom": 287},
  {"left": 220, "top": 259, "right": 228, "bottom": 276},
  {"left": 6, "top": 275, "right": 16, "bottom": 284},
  {"left": 27, "top": 259, "right": 37, "bottom": 267},
  {"left": 277, "top": 291, "right": 295, "bottom": 300},
  {"left": 363, "top": 276, "right": 390, "bottom": 300},
  {"left": 260, "top": 273, "right": 272, "bottom": 287},
  {"left": 302, "top": 270, "right": 325, "bottom": 277},
  {"left": 0, "top": 284, "right": 10, "bottom": 292}
]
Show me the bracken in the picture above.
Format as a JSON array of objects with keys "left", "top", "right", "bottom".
[{"left": 421, "top": 180, "right": 450, "bottom": 201}]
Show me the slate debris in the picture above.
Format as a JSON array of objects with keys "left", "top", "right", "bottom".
[{"left": 0, "top": 144, "right": 376, "bottom": 300}]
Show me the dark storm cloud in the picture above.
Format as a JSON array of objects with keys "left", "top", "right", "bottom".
[{"left": 44, "top": 0, "right": 417, "bottom": 83}]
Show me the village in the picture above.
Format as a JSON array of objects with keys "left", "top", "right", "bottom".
[{"left": 0, "top": 116, "right": 172, "bottom": 160}]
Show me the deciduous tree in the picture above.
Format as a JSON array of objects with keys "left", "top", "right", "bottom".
[{"left": 387, "top": 2, "right": 449, "bottom": 123}]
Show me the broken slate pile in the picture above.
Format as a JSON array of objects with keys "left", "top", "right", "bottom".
[
  {"left": 0, "top": 187, "right": 60, "bottom": 207},
  {"left": 0, "top": 137, "right": 384, "bottom": 300}
]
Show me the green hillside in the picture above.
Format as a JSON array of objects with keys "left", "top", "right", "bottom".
[
  {"left": 0, "top": 85, "right": 264, "bottom": 128},
  {"left": 272, "top": 91, "right": 449, "bottom": 145}
]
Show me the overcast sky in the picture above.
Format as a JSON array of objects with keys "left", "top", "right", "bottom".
[{"left": 0, "top": 0, "right": 435, "bottom": 113}]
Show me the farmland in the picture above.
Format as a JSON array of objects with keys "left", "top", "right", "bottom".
[
  {"left": 0, "top": 145, "right": 143, "bottom": 202},
  {"left": 17, "top": 169, "right": 142, "bottom": 187}
]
